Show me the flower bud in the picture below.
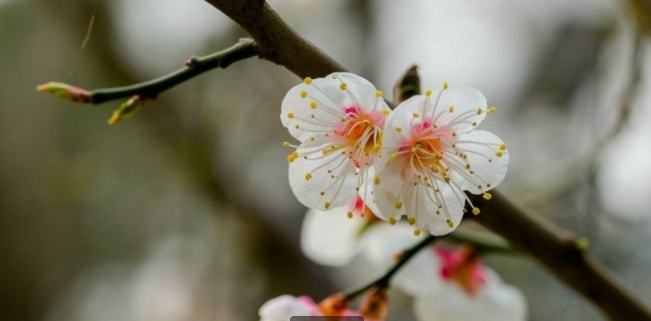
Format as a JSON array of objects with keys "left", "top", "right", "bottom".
[
  {"left": 360, "top": 287, "right": 388, "bottom": 321},
  {"left": 36, "top": 82, "right": 91, "bottom": 103},
  {"left": 318, "top": 292, "right": 347, "bottom": 316},
  {"left": 108, "top": 95, "right": 145, "bottom": 125}
]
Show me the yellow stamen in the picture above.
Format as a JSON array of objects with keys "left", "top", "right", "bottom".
[{"left": 487, "top": 106, "right": 497, "bottom": 114}]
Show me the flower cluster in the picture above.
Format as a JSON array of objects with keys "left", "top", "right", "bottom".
[
  {"left": 297, "top": 206, "right": 527, "bottom": 321},
  {"left": 282, "top": 72, "right": 509, "bottom": 236}
]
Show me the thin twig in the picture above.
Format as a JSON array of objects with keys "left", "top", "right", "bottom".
[
  {"left": 40, "top": 38, "right": 258, "bottom": 105},
  {"left": 344, "top": 235, "right": 436, "bottom": 300},
  {"left": 89, "top": 38, "right": 257, "bottom": 104},
  {"left": 205, "top": 1, "right": 651, "bottom": 320}
]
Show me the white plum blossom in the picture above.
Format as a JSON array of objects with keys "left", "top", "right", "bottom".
[
  {"left": 300, "top": 206, "right": 368, "bottom": 266},
  {"left": 281, "top": 72, "right": 390, "bottom": 211},
  {"left": 300, "top": 209, "right": 527, "bottom": 321},
  {"left": 413, "top": 272, "right": 527, "bottom": 321},
  {"left": 362, "top": 224, "right": 526, "bottom": 321},
  {"left": 373, "top": 85, "right": 509, "bottom": 235}
]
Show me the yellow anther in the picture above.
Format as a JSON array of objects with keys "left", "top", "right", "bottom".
[
  {"left": 303, "top": 77, "right": 313, "bottom": 84},
  {"left": 499, "top": 143, "right": 507, "bottom": 151},
  {"left": 448, "top": 106, "right": 454, "bottom": 113},
  {"left": 495, "top": 150, "right": 504, "bottom": 158},
  {"left": 300, "top": 90, "right": 308, "bottom": 98},
  {"left": 425, "top": 89, "right": 433, "bottom": 96},
  {"left": 310, "top": 101, "right": 317, "bottom": 109},
  {"left": 394, "top": 127, "right": 402, "bottom": 132},
  {"left": 446, "top": 219, "right": 454, "bottom": 228},
  {"left": 472, "top": 207, "right": 481, "bottom": 215},
  {"left": 324, "top": 202, "right": 331, "bottom": 209},
  {"left": 382, "top": 109, "right": 390, "bottom": 116},
  {"left": 287, "top": 112, "right": 295, "bottom": 119},
  {"left": 347, "top": 211, "right": 354, "bottom": 219},
  {"left": 287, "top": 151, "right": 298, "bottom": 163},
  {"left": 304, "top": 173, "right": 312, "bottom": 181},
  {"left": 487, "top": 106, "right": 497, "bottom": 114},
  {"left": 373, "top": 177, "right": 381, "bottom": 185},
  {"left": 388, "top": 217, "right": 397, "bottom": 225},
  {"left": 413, "top": 228, "right": 421, "bottom": 236},
  {"left": 407, "top": 217, "right": 416, "bottom": 225},
  {"left": 375, "top": 90, "right": 383, "bottom": 97},
  {"left": 413, "top": 112, "right": 420, "bottom": 118},
  {"left": 282, "top": 141, "right": 290, "bottom": 148},
  {"left": 390, "top": 153, "right": 399, "bottom": 162},
  {"left": 339, "top": 82, "right": 347, "bottom": 90},
  {"left": 476, "top": 107, "right": 483, "bottom": 115},
  {"left": 394, "top": 201, "right": 403, "bottom": 209},
  {"left": 482, "top": 192, "right": 493, "bottom": 200},
  {"left": 442, "top": 82, "right": 449, "bottom": 90}
]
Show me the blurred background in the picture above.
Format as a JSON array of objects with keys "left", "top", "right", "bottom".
[{"left": 1, "top": 0, "right": 650, "bottom": 320}]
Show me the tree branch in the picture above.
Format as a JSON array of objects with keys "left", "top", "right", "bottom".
[
  {"left": 470, "top": 191, "right": 651, "bottom": 321},
  {"left": 206, "top": 1, "right": 651, "bottom": 320},
  {"left": 204, "top": 0, "right": 345, "bottom": 78},
  {"left": 344, "top": 235, "right": 436, "bottom": 300},
  {"left": 38, "top": 38, "right": 257, "bottom": 105}
]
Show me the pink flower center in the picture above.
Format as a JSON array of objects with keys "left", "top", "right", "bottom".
[
  {"left": 334, "top": 105, "right": 385, "bottom": 168},
  {"left": 397, "top": 120, "right": 454, "bottom": 177},
  {"left": 434, "top": 245, "right": 487, "bottom": 295}
]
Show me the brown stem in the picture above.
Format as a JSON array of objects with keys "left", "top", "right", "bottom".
[
  {"left": 205, "top": 1, "right": 651, "bottom": 320},
  {"left": 204, "top": 0, "right": 345, "bottom": 78},
  {"left": 470, "top": 191, "right": 651, "bottom": 321}
]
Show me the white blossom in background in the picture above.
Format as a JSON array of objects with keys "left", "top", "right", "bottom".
[
  {"left": 372, "top": 86, "right": 509, "bottom": 235},
  {"left": 300, "top": 206, "right": 368, "bottom": 266},
  {"left": 259, "top": 295, "right": 316, "bottom": 321},
  {"left": 281, "top": 72, "right": 390, "bottom": 211},
  {"left": 362, "top": 224, "right": 526, "bottom": 321},
  {"left": 300, "top": 209, "right": 526, "bottom": 321},
  {"left": 413, "top": 271, "right": 527, "bottom": 321}
]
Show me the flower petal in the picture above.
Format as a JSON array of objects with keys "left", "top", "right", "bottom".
[
  {"left": 373, "top": 161, "right": 465, "bottom": 235},
  {"left": 300, "top": 207, "right": 366, "bottom": 266},
  {"left": 259, "top": 295, "right": 314, "bottom": 321},
  {"left": 413, "top": 270, "right": 527, "bottom": 321},
  {"left": 450, "top": 130, "right": 509, "bottom": 194},
  {"left": 429, "top": 86, "right": 487, "bottom": 132},
  {"left": 281, "top": 72, "right": 387, "bottom": 142},
  {"left": 288, "top": 146, "right": 358, "bottom": 210}
]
